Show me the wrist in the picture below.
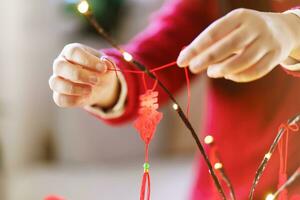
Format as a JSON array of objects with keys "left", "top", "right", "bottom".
[
  {"left": 84, "top": 69, "right": 128, "bottom": 119},
  {"left": 98, "top": 76, "right": 121, "bottom": 109},
  {"left": 88, "top": 71, "right": 121, "bottom": 109}
]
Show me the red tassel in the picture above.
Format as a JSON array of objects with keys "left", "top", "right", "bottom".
[
  {"left": 278, "top": 132, "right": 288, "bottom": 200},
  {"left": 140, "top": 172, "right": 151, "bottom": 200},
  {"left": 44, "top": 195, "right": 65, "bottom": 200},
  {"left": 277, "top": 123, "right": 299, "bottom": 200},
  {"left": 282, "top": 67, "right": 300, "bottom": 78},
  {"left": 278, "top": 173, "right": 288, "bottom": 200},
  {"left": 291, "top": 195, "right": 300, "bottom": 200}
]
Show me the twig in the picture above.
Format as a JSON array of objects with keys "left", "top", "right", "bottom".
[
  {"left": 204, "top": 137, "right": 236, "bottom": 200},
  {"left": 273, "top": 167, "right": 300, "bottom": 199}
]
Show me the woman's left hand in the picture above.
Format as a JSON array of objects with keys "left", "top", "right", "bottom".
[{"left": 177, "top": 8, "right": 300, "bottom": 82}]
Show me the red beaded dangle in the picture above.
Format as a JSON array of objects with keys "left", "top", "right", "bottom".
[{"left": 134, "top": 75, "right": 163, "bottom": 200}]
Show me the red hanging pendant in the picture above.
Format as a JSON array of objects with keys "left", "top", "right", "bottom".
[
  {"left": 134, "top": 90, "right": 163, "bottom": 144},
  {"left": 134, "top": 90, "right": 163, "bottom": 200}
]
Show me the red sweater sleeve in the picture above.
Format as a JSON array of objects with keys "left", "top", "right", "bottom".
[
  {"left": 282, "top": 67, "right": 300, "bottom": 77},
  {"left": 99, "top": 0, "right": 219, "bottom": 124}
]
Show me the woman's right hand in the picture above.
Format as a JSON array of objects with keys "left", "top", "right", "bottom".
[{"left": 49, "top": 43, "right": 120, "bottom": 108}]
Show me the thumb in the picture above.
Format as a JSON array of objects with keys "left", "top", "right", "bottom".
[{"left": 62, "top": 43, "right": 106, "bottom": 73}]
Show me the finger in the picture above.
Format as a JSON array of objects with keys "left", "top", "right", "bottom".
[
  {"left": 53, "top": 57, "right": 100, "bottom": 85},
  {"left": 82, "top": 45, "right": 101, "bottom": 57},
  {"left": 225, "top": 51, "right": 275, "bottom": 82},
  {"left": 62, "top": 43, "right": 106, "bottom": 72},
  {"left": 53, "top": 92, "right": 85, "bottom": 108},
  {"left": 189, "top": 26, "right": 257, "bottom": 74},
  {"left": 177, "top": 10, "right": 243, "bottom": 67},
  {"left": 100, "top": 56, "right": 118, "bottom": 70},
  {"left": 281, "top": 57, "right": 300, "bottom": 71},
  {"left": 49, "top": 76, "right": 91, "bottom": 96},
  {"left": 207, "top": 37, "right": 266, "bottom": 78}
]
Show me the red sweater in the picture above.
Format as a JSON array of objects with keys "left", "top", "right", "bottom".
[{"left": 99, "top": 0, "right": 300, "bottom": 199}]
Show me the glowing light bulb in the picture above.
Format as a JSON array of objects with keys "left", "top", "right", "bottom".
[
  {"left": 123, "top": 52, "right": 133, "bottom": 62},
  {"left": 264, "top": 152, "right": 272, "bottom": 160},
  {"left": 172, "top": 103, "right": 179, "bottom": 110},
  {"left": 77, "top": 0, "right": 89, "bottom": 14},
  {"left": 204, "top": 135, "right": 214, "bottom": 144},
  {"left": 214, "top": 162, "right": 223, "bottom": 170},
  {"left": 265, "top": 193, "right": 274, "bottom": 200}
]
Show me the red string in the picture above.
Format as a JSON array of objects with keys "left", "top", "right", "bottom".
[
  {"left": 102, "top": 57, "right": 120, "bottom": 79},
  {"left": 107, "top": 61, "right": 177, "bottom": 74},
  {"left": 142, "top": 73, "right": 148, "bottom": 91},
  {"left": 151, "top": 72, "right": 158, "bottom": 91},
  {"left": 282, "top": 67, "right": 300, "bottom": 78},
  {"left": 184, "top": 67, "right": 191, "bottom": 118},
  {"left": 150, "top": 61, "right": 178, "bottom": 72},
  {"left": 107, "top": 60, "right": 191, "bottom": 118},
  {"left": 107, "top": 68, "right": 144, "bottom": 74},
  {"left": 145, "top": 144, "right": 149, "bottom": 163}
]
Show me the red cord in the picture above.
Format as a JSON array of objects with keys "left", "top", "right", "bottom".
[
  {"left": 184, "top": 67, "right": 191, "bottom": 118},
  {"left": 145, "top": 144, "right": 149, "bottom": 163},
  {"left": 107, "top": 68, "right": 144, "bottom": 74},
  {"left": 150, "top": 61, "right": 177, "bottom": 72},
  {"left": 282, "top": 67, "right": 300, "bottom": 78},
  {"left": 142, "top": 73, "right": 148, "bottom": 91},
  {"left": 151, "top": 72, "right": 158, "bottom": 91},
  {"left": 108, "top": 60, "right": 191, "bottom": 118}
]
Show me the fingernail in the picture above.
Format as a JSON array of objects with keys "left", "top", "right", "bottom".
[
  {"left": 189, "top": 65, "right": 199, "bottom": 74},
  {"left": 189, "top": 60, "right": 202, "bottom": 73},
  {"left": 207, "top": 68, "right": 217, "bottom": 78},
  {"left": 96, "top": 62, "right": 105, "bottom": 72},
  {"left": 177, "top": 51, "right": 188, "bottom": 67},
  {"left": 89, "top": 75, "right": 98, "bottom": 84},
  {"left": 207, "top": 67, "right": 222, "bottom": 78}
]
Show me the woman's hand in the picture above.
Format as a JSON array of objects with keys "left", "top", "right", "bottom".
[
  {"left": 49, "top": 43, "right": 120, "bottom": 108},
  {"left": 177, "top": 8, "right": 300, "bottom": 82}
]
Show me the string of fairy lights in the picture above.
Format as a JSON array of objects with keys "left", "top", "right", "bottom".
[
  {"left": 204, "top": 135, "right": 236, "bottom": 200},
  {"left": 76, "top": 1, "right": 300, "bottom": 199}
]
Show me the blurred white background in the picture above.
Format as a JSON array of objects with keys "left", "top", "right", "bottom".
[{"left": 0, "top": 0, "right": 205, "bottom": 199}]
